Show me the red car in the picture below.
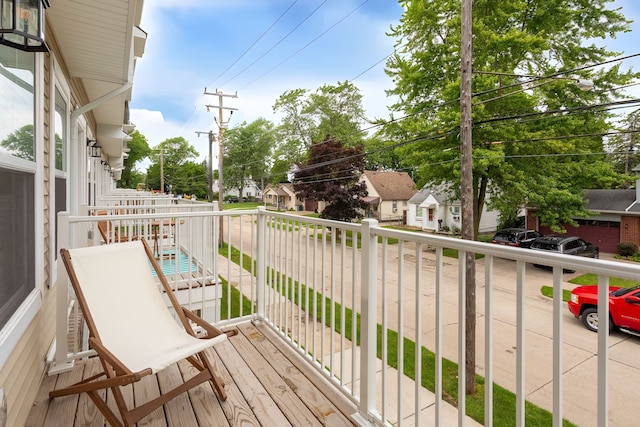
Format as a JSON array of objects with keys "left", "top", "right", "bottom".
[{"left": 568, "top": 285, "right": 640, "bottom": 334}]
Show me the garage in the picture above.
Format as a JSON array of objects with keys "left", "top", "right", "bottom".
[{"left": 539, "top": 219, "right": 620, "bottom": 254}]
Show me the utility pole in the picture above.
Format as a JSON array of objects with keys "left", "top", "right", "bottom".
[
  {"left": 204, "top": 88, "right": 238, "bottom": 245},
  {"left": 195, "top": 130, "right": 217, "bottom": 202},
  {"left": 460, "top": 0, "right": 476, "bottom": 397}
]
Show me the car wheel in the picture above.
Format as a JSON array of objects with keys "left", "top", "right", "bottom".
[
  {"left": 582, "top": 307, "right": 599, "bottom": 332},
  {"left": 581, "top": 307, "right": 614, "bottom": 332}
]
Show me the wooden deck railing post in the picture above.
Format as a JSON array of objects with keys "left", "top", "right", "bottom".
[
  {"left": 254, "top": 206, "right": 267, "bottom": 323},
  {"left": 354, "top": 218, "right": 378, "bottom": 425}
]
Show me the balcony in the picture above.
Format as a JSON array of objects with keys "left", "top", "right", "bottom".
[{"left": 28, "top": 196, "right": 640, "bottom": 426}]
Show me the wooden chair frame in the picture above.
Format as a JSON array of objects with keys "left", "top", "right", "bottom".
[{"left": 50, "top": 239, "right": 236, "bottom": 427}]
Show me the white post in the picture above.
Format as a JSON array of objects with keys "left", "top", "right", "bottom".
[
  {"left": 254, "top": 206, "right": 267, "bottom": 322},
  {"left": 354, "top": 218, "right": 378, "bottom": 425},
  {"left": 49, "top": 211, "right": 74, "bottom": 374}
]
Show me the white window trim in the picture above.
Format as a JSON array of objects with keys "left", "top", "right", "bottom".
[{"left": 49, "top": 58, "right": 71, "bottom": 288}]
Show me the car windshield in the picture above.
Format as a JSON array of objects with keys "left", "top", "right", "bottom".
[{"left": 611, "top": 285, "right": 640, "bottom": 297}]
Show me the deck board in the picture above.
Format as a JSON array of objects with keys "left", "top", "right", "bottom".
[{"left": 27, "top": 321, "right": 358, "bottom": 426}]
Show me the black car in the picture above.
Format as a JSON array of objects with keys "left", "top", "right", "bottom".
[
  {"left": 491, "top": 228, "right": 543, "bottom": 248},
  {"left": 529, "top": 235, "right": 599, "bottom": 271}
]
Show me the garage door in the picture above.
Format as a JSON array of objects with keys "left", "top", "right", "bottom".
[{"left": 539, "top": 220, "right": 620, "bottom": 254}]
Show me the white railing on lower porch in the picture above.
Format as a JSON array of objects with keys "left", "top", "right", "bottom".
[{"left": 53, "top": 206, "right": 640, "bottom": 427}]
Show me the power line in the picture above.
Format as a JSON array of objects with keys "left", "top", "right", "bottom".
[
  {"left": 219, "top": 1, "right": 328, "bottom": 89},
  {"left": 206, "top": 0, "right": 298, "bottom": 89},
  {"left": 240, "top": 0, "right": 369, "bottom": 90}
]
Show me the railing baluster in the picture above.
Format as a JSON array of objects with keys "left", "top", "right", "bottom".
[
  {"left": 458, "top": 250, "right": 466, "bottom": 427},
  {"left": 484, "top": 255, "right": 494, "bottom": 427},
  {"left": 397, "top": 240, "right": 404, "bottom": 427},
  {"left": 435, "top": 245, "right": 443, "bottom": 427},
  {"left": 516, "top": 260, "right": 526, "bottom": 427},
  {"left": 552, "top": 266, "right": 563, "bottom": 427},
  {"left": 414, "top": 242, "right": 422, "bottom": 426}
]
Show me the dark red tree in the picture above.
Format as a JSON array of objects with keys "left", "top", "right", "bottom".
[{"left": 293, "top": 135, "right": 368, "bottom": 222}]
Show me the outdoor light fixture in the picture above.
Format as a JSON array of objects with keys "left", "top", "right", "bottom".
[
  {"left": 90, "top": 142, "right": 102, "bottom": 158},
  {"left": 0, "top": 0, "right": 50, "bottom": 52}
]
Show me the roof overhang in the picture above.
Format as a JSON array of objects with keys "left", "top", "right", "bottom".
[{"left": 46, "top": 0, "right": 146, "bottom": 160}]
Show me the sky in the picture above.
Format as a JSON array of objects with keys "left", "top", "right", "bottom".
[{"left": 129, "top": 0, "right": 640, "bottom": 167}]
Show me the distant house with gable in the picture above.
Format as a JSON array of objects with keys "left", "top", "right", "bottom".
[
  {"left": 361, "top": 170, "right": 417, "bottom": 221},
  {"left": 263, "top": 183, "right": 305, "bottom": 211}
]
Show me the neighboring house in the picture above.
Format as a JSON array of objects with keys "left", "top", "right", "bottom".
[
  {"left": 213, "top": 178, "right": 262, "bottom": 200},
  {"left": 407, "top": 185, "right": 500, "bottom": 233},
  {"left": 0, "top": 2, "right": 146, "bottom": 426},
  {"left": 526, "top": 177, "right": 640, "bottom": 253},
  {"left": 263, "top": 183, "right": 305, "bottom": 211},
  {"left": 361, "top": 170, "right": 417, "bottom": 222}
]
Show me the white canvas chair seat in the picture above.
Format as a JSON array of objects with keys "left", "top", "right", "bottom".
[{"left": 50, "top": 239, "right": 234, "bottom": 427}]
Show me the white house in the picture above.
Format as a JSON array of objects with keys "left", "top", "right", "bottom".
[{"left": 407, "top": 186, "right": 499, "bottom": 233}]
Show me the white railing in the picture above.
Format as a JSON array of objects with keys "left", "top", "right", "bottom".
[{"left": 52, "top": 204, "right": 640, "bottom": 427}]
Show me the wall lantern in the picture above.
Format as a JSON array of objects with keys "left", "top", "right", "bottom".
[
  {"left": 87, "top": 139, "right": 102, "bottom": 158},
  {"left": 0, "top": 0, "right": 50, "bottom": 52}
]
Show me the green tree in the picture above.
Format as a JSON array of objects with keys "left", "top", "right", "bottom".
[
  {"left": 386, "top": 0, "right": 636, "bottom": 235},
  {"left": 273, "top": 81, "right": 368, "bottom": 181},
  {"left": 118, "top": 130, "right": 151, "bottom": 189},
  {"left": 223, "top": 118, "right": 275, "bottom": 199},
  {"left": 147, "top": 137, "right": 199, "bottom": 192},
  {"left": 608, "top": 109, "right": 640, "bottom": 177},
  {"left": 385, "top": 0, "right": 637, "bottom": 396},
  {"left": 1, "top": 124, "right": 35, "bottom": 161},
  {"left": 293, "top": 135, "right": 368, "bottom": 222},
  {"left": 171, "top": 160, "right": 208, "bottom": 198}
]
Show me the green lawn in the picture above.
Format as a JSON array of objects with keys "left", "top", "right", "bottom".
[{"left": 540, "top": 274, "right": 640, "bottom": 302}]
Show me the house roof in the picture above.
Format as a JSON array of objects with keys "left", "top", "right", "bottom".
[
  {"left": 409, "top": 185, "right": 455, "bottom": 205},
  {"left": 363, "top": 171, "right": 416, "bottom": 200},
  {"left": 584, "top": 189, "right": 636, "bottom": 212}
]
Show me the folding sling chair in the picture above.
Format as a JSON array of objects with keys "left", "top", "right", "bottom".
[{"left": 50, "top": 239, "right": 234, "bottom": 427}]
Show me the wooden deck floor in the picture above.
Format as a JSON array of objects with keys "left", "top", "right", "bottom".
[{"left": 26, "top": 321, "right": 358, "bottom": 426}]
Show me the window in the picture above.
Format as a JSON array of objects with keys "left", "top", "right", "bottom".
[
  {"left": 0, "top": 168, "right": 35, "bottom": 329},
  {"left": 0, "top": 46, "right": 35, "bottom": 160},
  {"left": 0, "top": 45, "right": 36, "bottom": 331},
  {"left": 428, "top": 208, "right": 434, "bottom": 221},
  {"left": 54, "top": 87, "right": 68, "bottom": 253}
]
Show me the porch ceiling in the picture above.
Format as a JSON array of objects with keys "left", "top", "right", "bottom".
[{"left": 46, "top": 0, "right": 146, "bottom": 158}]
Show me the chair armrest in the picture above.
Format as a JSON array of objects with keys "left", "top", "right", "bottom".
[{"left": 180, "top": 307, "right": 238, "bottom": 338}]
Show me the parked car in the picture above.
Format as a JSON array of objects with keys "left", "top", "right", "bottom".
[
  {"left": 491, "top": 228, "right": 543, "bottom": 248},
  {"left": 568, "top": 285, "right": 640, "bottom": 334},
  {"left": 529, "top": 235, "right": 599, "bottom": 270}
]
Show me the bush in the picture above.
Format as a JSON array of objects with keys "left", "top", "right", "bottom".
[{"left": 617, "top": 242, "right": 638, "bottom": 257}]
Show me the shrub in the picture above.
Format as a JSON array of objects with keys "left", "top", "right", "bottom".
[{"left": 617, "top": 242, "right": 638, "bottom": 257}]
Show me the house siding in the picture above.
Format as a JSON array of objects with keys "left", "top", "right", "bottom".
[{"left": 0, "top": 25, "right": 82, "bottom": 427}]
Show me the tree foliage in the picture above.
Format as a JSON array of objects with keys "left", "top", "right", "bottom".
[
  {"left": 223, "top": 118, "right": 275, "bottom": 198},
  {"left": 118, "top": 130, "right": 150, "bottom": 189},
  {"left": 1, "top": 124, "right": 35, "bottom": 161},
  {"left": 273, "top": 81, "right": 368, "bottom": 182},
  {"left": 607, "top": 109, "right": 640, "bottom": 177},
  {"left": 293, "top": 135, "right": 368, "bottom": 222},
  {"left": 385, "top": 0, "right": 638, "bottom": 234},
  {"left": 146, "top": 136, "right": 199, "bottom": 192}
]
